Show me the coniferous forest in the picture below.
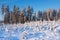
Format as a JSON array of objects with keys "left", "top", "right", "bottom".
[{"left": 1, "top": 4, "right": 60, "bottom": 24}]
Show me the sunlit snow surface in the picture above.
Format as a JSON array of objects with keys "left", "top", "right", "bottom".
[{"left": 0, "top": 21, "right": 60, "bottom": 40}]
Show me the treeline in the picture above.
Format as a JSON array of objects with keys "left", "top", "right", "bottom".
[{"left": 1, "top": 4, "right": 60, "bottom": 24}]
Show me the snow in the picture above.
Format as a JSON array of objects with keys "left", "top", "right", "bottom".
[{"left": 0, "top": 21, "right": 60, "bottom": 40}]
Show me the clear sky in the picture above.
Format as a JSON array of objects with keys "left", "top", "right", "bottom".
[{"left": 0, "top": 0, "right": 60, "bottom": 21}]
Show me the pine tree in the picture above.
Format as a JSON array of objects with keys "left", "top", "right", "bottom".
[
  {"left": 43, "top": 11, "right": 47, "bottom": 21},
  {"left": 27, "top": 6, "right": 31, "bottom": 22},
  {"left": 37, "top": 11, "right": 42, "bottom": 21},
  {"left": 20, "top": 10, "right": 25, "bottom": 23},
  {"left": 4, "top": 5, "right": 10, "bottom": 23},
  {"left": 58, "top": 9, "right": 60, "bottom": 20},
  {"left": 13, "top": 5, "right": 20, "bottom": 23},
  {"left": 1, "top": 3, "right": 4, "bottom": 14}
]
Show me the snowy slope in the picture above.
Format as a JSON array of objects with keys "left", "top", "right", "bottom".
[{"left": 0, "top": 21, "right": 60, "bottom": 40}]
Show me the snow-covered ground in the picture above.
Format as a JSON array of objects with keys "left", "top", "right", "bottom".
[{"left": 0, "top": 21, "right": 60, "bottom": 40}]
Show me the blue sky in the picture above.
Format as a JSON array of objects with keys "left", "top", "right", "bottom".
[{"left": 0, "top": 0, "right": 60, "bottom": 21}]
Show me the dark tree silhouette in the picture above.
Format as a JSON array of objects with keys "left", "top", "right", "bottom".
[
  {"left": 37, "top": 11, "right": 43, "bottom": 21},
  {"left": 13, "top": 5, "right": 20, "bottom": 23},
  {"left": 58, "top": 9, "right": 60, "bottom": 20},
  {"left": 52, "top": 9, "right": 57, "bottom": 21},
  {"left": 22, "top": 8, "right": 26, "bottom": 22},
  {"left": 47, "top": 9, "right": 57, "bottom": 21},
  {"left": 11, "top": 13, "right": 16, "bottom": 24},
  {"left": 30, "top": 8, "right": 34, "bottom": 21},
  {"left": 1, "top": 3, "right": 4, "bottom": 14},
  {"left": 4, "top": 5, "right": 10, "bottom": 23},
  {"left": 33, "top": 12, "right": 36, "bottom": 21},
  {"left": 43, "top": 11, "right": 47, "bottom": 21},
  {"left": 1, "top": 4, "right": 60, "bottom": 24},
  {"left": 20, "top": 10, "right": 25, "bottom": 23},
  {"left": 27, "top": 6, "right": 31, "bottom": 22},
  {"left": 46, "top": 9, "right": 53, "bottom": 21}
]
